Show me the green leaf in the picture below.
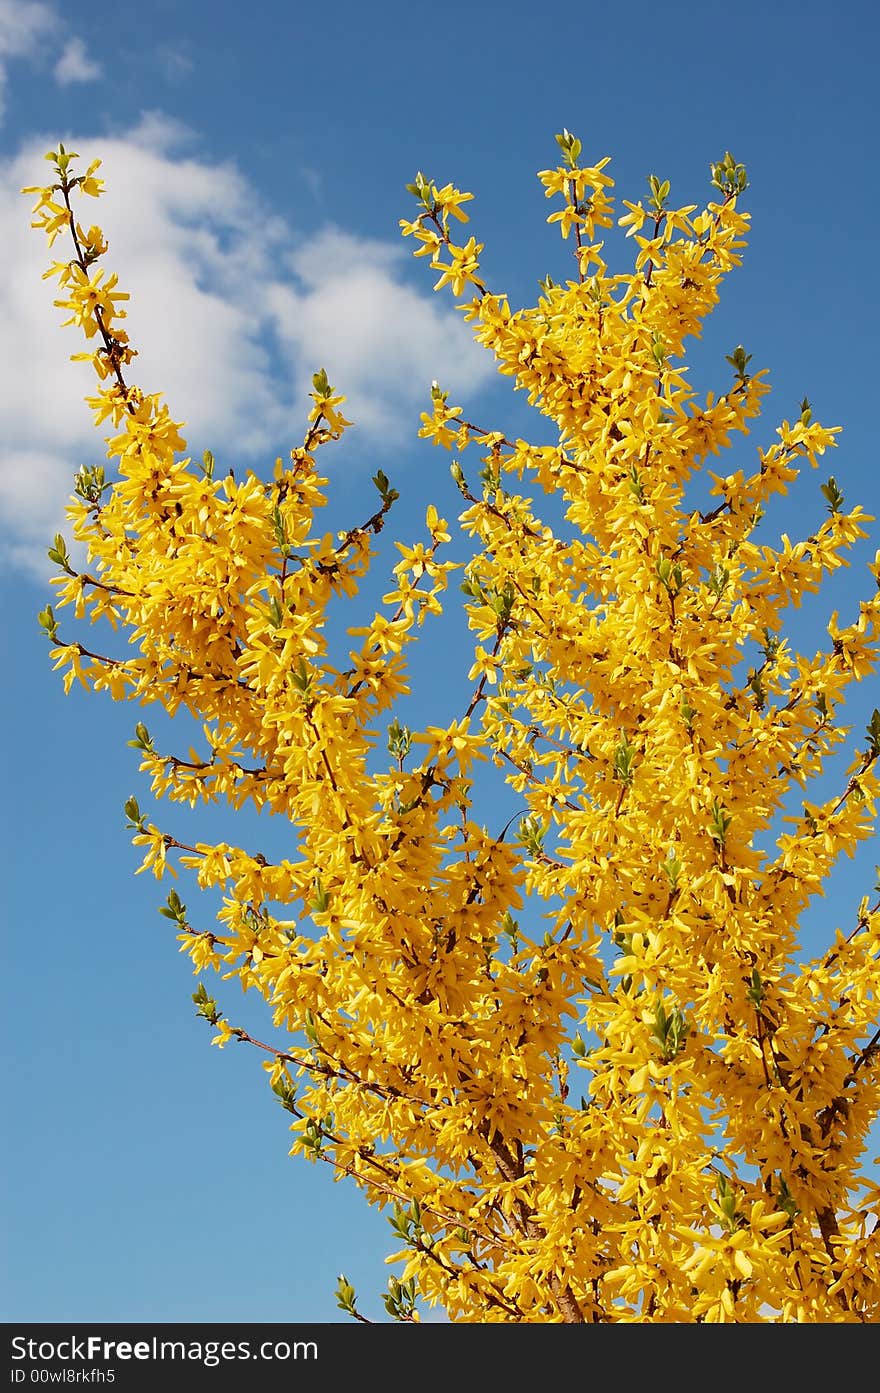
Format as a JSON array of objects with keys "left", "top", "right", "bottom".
[
  {"left": 159, "top": 889, "right": 186, "bottom": 922},
  {"left": 47, "top": 533, "right": 72, "bottom": 571},
  {"left": 387, "top": 718, "right": 412, "bottom": 762},
  {"left": 37, "top": 604, "right": 58, "bottom": 640},
  {"left": 711, "top": 152, "right": 748, "bottom": 197},
  {"left": 709, "top": 799, "right": 731, "bottom": 845},
  {"left": 663, "top": 849, "right": 683, "bottom": 888},
  {"left": 553, "top": 129, "right": 582, "bottom": 168},
  {"left": 776, "top": 1177, "right": 800, "bottom": 1223},
  {"left": 866, "top": 709, "right": 880, "bottom": 758},
  {"left": 192, "top": 982, "right": 219, "bottom": 1025},
  {"left": 271, "top": 504, "right": 287, "bottom": 547},
  {"left": 73, "top": 464, "right": 108, "bottom": 503},
  {"left": 708, "top": 563, "right": 729, "bottom": 598},
  {"left": 291, "top": 657, "right": 312, "bottom": 694},
  {"left": 725, "top": 345, "right": 752, "bottom": 381},
  {"left": 127, "top": 721, "right": 154, "bottom": 752},
  {"left": 746, "top": 968, "right": 764, "bottom": 1008},
  {"left": 518, "top": 816, "right": 545, "bottom": 856},
  {"left": 761, "top": 628, "right": 780, "bottom": 660},
  {"left": 820, "top": 476, "right": 845, "bottom": 515},
  {"left": 335, "top": 1275, "right": 358, "bottom": 1316},
  {"left": 748, "top": 670, "right": 766, "bottom": 709},
  {"left": 613, "top": 733, "right": 636, "bottom": 785}
]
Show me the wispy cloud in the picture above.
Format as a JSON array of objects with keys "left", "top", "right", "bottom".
[
  {"left": 298, "top": 164, "right": 324, "bottom": 204},
  {"left": 53, "top": 35, "right": 102, "bottom": 85},
  {"left": 0, "top": 0, "right": 53, "bottom": 122},
  {"left": 0, "top": 1, "right": 103, "bottom": 120},
  {"left": 2, "top": 114, "right": 493, "bottom": 578},
  {"left": 0, "top": 0, "right": 50, "bottom": 50},
  {"left": 156, "top": 43, "right": 193, "bottom": 83}
]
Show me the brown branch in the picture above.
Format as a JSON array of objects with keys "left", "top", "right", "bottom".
[{"left": 59, "top": 177, "right": 134, "bottom": 410}]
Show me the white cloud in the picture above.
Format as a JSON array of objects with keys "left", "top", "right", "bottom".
[
  {"left": 269, "top": 228, "right": 487, "bottom": 438},
  {"left": 2, "top": 115, "right": 493, "bottom": 577},
  {"left": 0, "top": 2, "right": 102, "bottom": 119},
  {"left": 0, "top": 0, "right": 51, "bottom": 53},
  {"left": 53, "top": 36, "right": 102, "bottom": 85},
  {"left": 298, "top": 164, "right": 324, "bottom": 205},
  {"left": 156, "top": 44, "right": 193, "bottom": 83},
  {"left": 0, "top": 0, "right": 53, "bottom": 122}
]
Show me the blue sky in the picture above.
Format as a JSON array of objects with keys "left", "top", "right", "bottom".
[{"left": 1, "top": 0, "right": 878, "bottom": 1323}]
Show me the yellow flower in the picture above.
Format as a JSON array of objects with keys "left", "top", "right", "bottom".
[{"left": 28, "top": 137, "right": 880, "bottom": 1326}]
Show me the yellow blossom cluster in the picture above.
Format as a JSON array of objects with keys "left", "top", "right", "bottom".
[{"left": 27, "top": 135, "right": 880, "bottom": 1322}]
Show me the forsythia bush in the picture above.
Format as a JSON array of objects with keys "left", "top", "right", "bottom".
[{"left": 26, "top": 133, "right": 880, "bottom": 1322}]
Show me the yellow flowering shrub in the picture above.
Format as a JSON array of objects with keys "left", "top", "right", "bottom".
[{"left": 26, "top": 133, "right": 880, "bottom": 1322}]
